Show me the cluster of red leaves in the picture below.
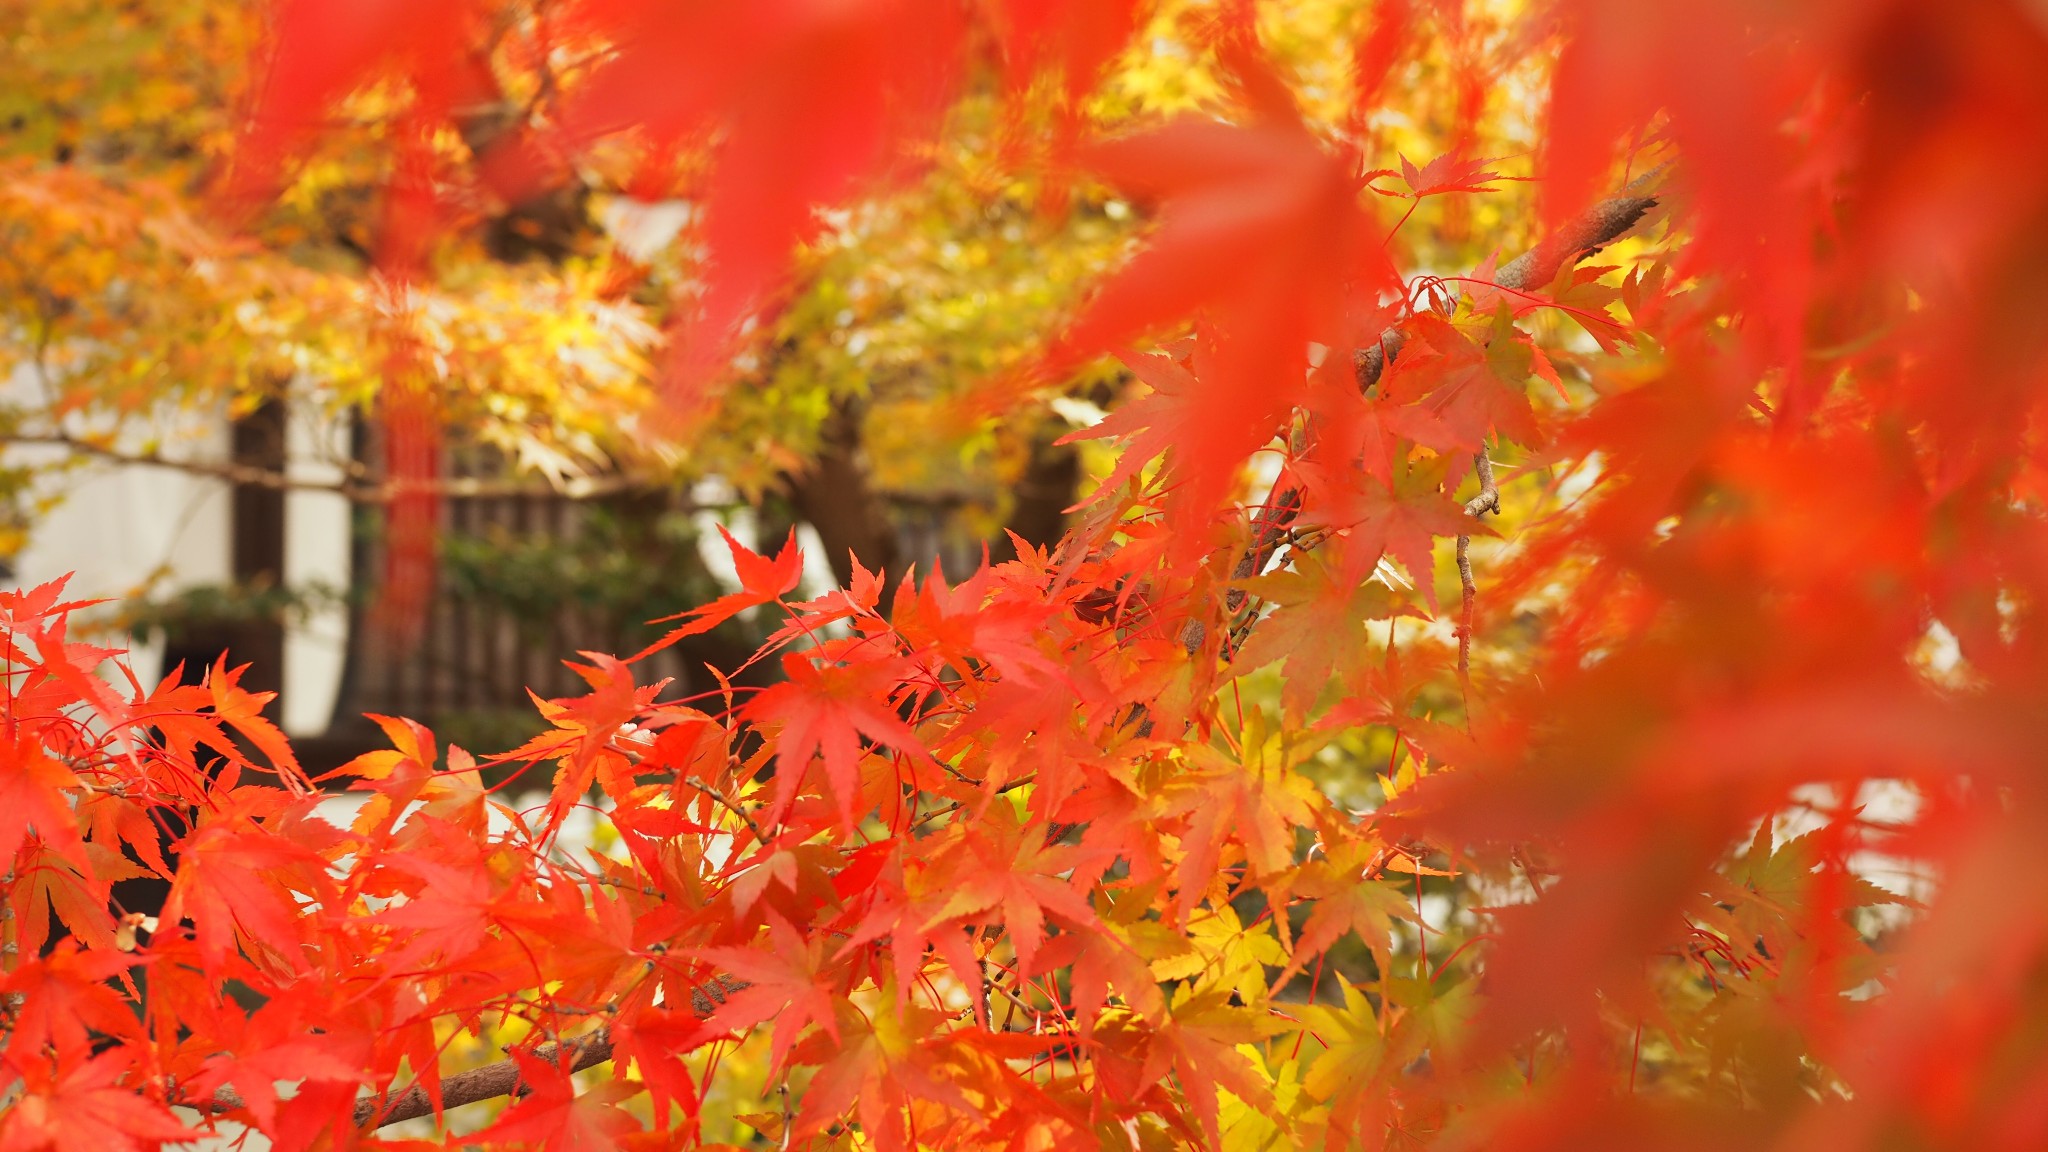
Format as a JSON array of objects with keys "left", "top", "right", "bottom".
[
  {"left": 10, "top": 0, "right": 2048, "bottom": 1149},
  {"left": 0, "top": 520, "right": 1410, "bottom": 1151}
]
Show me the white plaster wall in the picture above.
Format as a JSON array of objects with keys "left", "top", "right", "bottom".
[
  {"left": 1, "top": 366, "right": 231, "bottom": 691},
  {"left": 281, "top": 400, "right": 351, "bottom": 735},
  {"left": 2, "top": 364, "right": 353, "bottom": 735}
]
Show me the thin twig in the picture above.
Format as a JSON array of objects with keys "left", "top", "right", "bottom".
[
  {"left": 189, "top": 975, "right": 750, "bottom": 1129},
  {"left": 1455, "top": 453, "right": 1501, "bottom": 690},
  {"left": 679, "top": 777, "right": 766, "bottom": 843}
]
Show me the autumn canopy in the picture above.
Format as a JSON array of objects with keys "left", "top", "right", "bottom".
[{"left": 4, "top": 0, "right": 2048, "bottom": 1149}]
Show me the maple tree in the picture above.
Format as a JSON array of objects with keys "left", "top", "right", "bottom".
[{"left": 8, "top": 0, "right": 2048, "bottom": 1149}]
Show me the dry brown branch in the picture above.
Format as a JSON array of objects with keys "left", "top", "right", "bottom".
[{"left": 193, "top": 975, "right": 749, "bottom": 1130}]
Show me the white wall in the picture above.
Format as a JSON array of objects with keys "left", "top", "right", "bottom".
[
  {"left": 282, "top": 400, "right": 351, "bottom": 735},
  {"left": 3, "top": 365, "right": 352, "bottom": 735}
]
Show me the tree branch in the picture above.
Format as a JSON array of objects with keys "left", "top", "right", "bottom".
[
  {"left": 1212, "top": 175, "right": 1665, "bottom": 655},
  {"left": 6, "top": 432, "right": 658, "bottom": 504},
  {"left": 194, "top": 975, "right": 749, "bottom": 1130},
  {"left": 1456, "top": 452, "right": 1501, "bottom": 687}
]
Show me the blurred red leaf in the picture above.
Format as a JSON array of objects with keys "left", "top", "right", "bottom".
[{"left": 1058, "top": 113, "right": 1395, "bottom": 540}]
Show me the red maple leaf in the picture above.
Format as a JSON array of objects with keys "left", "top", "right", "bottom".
[
  {"left": 0, "top": 942, "right": 145, "bottom": 1062},
  {"left": 0, "top": 1049, "right": 192, "bottom": 1152},
  {"left": 1058, "top": 108, "right": 1395, "bottom": 542},
  {"left": 1233, "top": 550, "right": 1420, "bottom": 718},
  {"left": 1377, "top": 310, "right": 1545, "bottom": 452},
  {"left": 187, "top": 1027, "right": 369, "bottom": 1135},
  {"left": 161, "top": 814, "right": 335, "bottom": 971},
  {"left": 917, "top": 805, "right": 1097, "bottom": 984},
  {"left": 790, "top": 1002, "right": 969, "bottom": 1151},
  {"left": 610, "top": 1005, "right": 721, "bottom": 1123},
  {"left": 0, "top": 734, "right": 82, "bottom": 865},
  {"left": 470, "top": 1053, "right": 641, "bottom": 1152},
  {"left": 501, "top": 653, "right": 668, "bottom": 837},
  {"left": 8, "top": 842, "right": 114, "bottom": 957},
  {"left": 208, "top": 657, "right": 306, "bottom": 788},
  {"left": 1367, "top": 149, "right": 1513, "bottom": 199},
  {"left": 370, "top": 819, "right": 498, "bottom": 971},
  {"left": 18, "top": 597, "right": 131, "bottom": 732},
  {"left": 632, "top": 527, "right": 803, "bottom": 662},
  {"left": 690, "top": 911, "right": 840, "bottom": 1074},
  {"left": 1296, "top": 451, "right": 1481, "bottom": 611},
  {"left": 743, "top": 653, "right": 926, "bottom": 829}
]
